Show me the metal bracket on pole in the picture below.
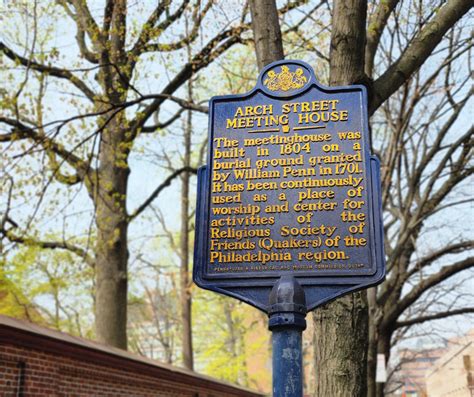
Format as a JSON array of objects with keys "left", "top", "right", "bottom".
[{"left": 268, "top": 275, "right": 307, "bottom": 397}]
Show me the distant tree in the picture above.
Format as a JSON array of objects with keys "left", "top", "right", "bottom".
[
  {"left": 128, "top": 269, "right": 180, "bottom": 364},
  {"left": 192, "top": 290, "right": 270, "bottom": 390},
  {"left": 0, "top": 244, "right": 93, "bottom": 335}
]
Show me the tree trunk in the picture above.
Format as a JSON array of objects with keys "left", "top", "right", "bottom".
[
  {"left": 313, "top": 1, "right": 369, "bottom": 396},
  {"left": 94, "top": 114, "right": 130, "bottom": 349},
  {"left": 328, "top": 1, "right": 367, "bottom": 86},
  {"left": 313, "top": 292, "right": 369, "bottom": 396},
  {"left": 180, "top": 26, "right": 194, "bottom": 370},
  {"left": 180, "top": 80, "right": 194, "bottom": 370},
  {"left": 249, "top": 0, "right": 284, "bottom": 69},
  {"left": 93, "top": 0, "right": 130, "bottom": 350}
]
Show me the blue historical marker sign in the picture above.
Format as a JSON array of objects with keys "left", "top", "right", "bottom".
[{"left": 193, "top": 60, "right": 385, "bottom": 312}]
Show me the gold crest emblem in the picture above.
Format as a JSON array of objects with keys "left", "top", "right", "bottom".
[{"left": 263, "top": 65, "right": 308, "bottom": 91}]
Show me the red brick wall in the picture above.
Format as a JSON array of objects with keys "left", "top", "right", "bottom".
[{"left": 0, "top": 316, "right": 265, "bottom": 397}]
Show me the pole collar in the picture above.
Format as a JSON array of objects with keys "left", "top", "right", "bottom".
[{"left": 268, "top": 275, "right": 307, "bottom": 331}]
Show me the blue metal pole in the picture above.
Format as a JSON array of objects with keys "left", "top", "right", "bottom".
[
  {"left": 272, "top": 327, "right": 303, "bottom": 397},
  {"left": 268, "top": 275, "right": 307, "bottom": 397}
]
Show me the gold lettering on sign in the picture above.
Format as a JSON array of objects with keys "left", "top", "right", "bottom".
[{"left": 211, "top": 90, "right": 370, "bottom": 274}]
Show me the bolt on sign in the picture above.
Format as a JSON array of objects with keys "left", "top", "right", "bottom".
[{"left": 193, "top": 60, "right": 385, "bottom": 311}]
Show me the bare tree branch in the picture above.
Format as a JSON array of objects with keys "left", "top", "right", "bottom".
[
  {"left": 142, "top": 0, "right": 214, "bottom": 53},
  {"left": 370, "top": 0, "right": 473, "bottom": 114},
  {"left": 389, "top": 257, "right": 474, "bottom": 324},
  {"left": 131, "top": 0, "right": 308, "bottom": 131},
  {"left": 395, "top": 307, "right": 474, "bottom": 328},
  {"left": 65, "top": 0, "right": 103, "bottom": 50},
  {"left": 141, "top": 108, "right": 186, "bottom": 133},
  {"left": 130, "top": 1, "right": 186, "bottom": 58},
  {"left": 0, "top": 116, "right": 92, "bottom": 181},
  {"left": 0, "top": 41, "right": 96, "bottom": 101},
  {"left": 129, "top": 166, "right": 198, "bottom": 221},
  {"left": 131, "top": 26, "right": 246, "bottom": 132},
  {"left": 1, "top": 226, "right": 94, "bottom": 268},
  {"left": 365, "top": 0, "right": 400, "bottom": 76},
  {"left": 409, "top": 240, "right": 474, "bottom": 276}
]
